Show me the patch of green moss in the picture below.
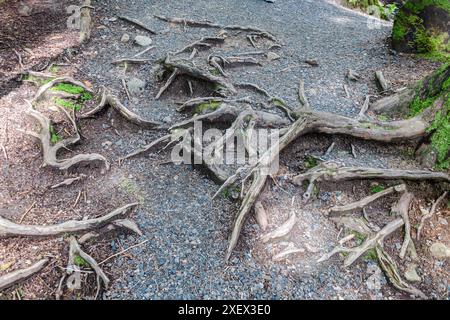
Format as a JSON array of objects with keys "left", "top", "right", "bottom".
[
  {"left": 51, "top": 83, "right": 86, "bottom": 95},
  {"left": 195, "top": 101, "right": 221, "bottom": 114},
  {"left": 49, "top": 65, "right": 60, "bottom": 74},
  {"left": 351, "top": 231, "right": 367, "bottom": 245},
  {"left": 363, "top": 248, "right": 378, "bottom": 262},
  {"left": 49, "top": 125, "right": 61, "bottom": 144},
  {"left": 409, "top": 95, "right": 436, "bottom": 116},
  {"left": 51, "top": 83, "right": 92, "bottom": 111},
  {"left": 73, "top": 255, "right": 90, "bottom": 268},
  {"left": 408, "top": 64, "right": 450, "bottom": 168},
  {"left": 370, "top": 184, "right": 385, "bottom": 194},
  {"left": 427, "top": 97, "right": 450, "bottom": 169},
  {"left": 55, "top": 98, "right": 83, "bottom": 111},
  {"left": 221, "top": 186, "right": 241, "bottom": 199},
  {"left": 304, "top": 156, "right": 318, "bottom": 169}
]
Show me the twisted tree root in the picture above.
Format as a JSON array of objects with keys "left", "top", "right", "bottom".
[
  {"left": 317, "top": 217, "right": 405, "bottom": 267},
  {"left": 66, "top": 236, "right": 110, "bottom": 292},
  {"left": 80, "top": 87, "right": 163, "bottom": 128},
  {"left": 154, "top": 15, "right": 277, "bottom": 42},
  {"left": 0, "top": 203, "right": 138, "bottom": 238},
  {"left": 376, "top": 246, "right": 427, "bottom": 299},
  {"left": 293, "top": 164, "right": 450, "bottom": 189},
  {"left": 24, "top": 103, "right": 110, "bottom": 171},
  {"left": 328, "top": 184, "right": 407, "bottom": 216},
  {"left": 0, "top": 259, "right": 48, "bottom": 291},
  {"left": 175, "top": 36, "right": 225, "bottom": 55},
  {"left": 32, "top": 76, "right": 93, "bottom": 104},
  {"left": 162, "top": 56, "right": 237, "bottom": 95}
]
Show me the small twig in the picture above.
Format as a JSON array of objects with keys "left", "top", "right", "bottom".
[
  {"left": 13, "top": 49, "right": 24, "bottom": 69},
  {"left": 122, "top": 78, "right": 132, "bottom": 102},
  {"left": 133, "top": 46, "right": 155, "bottom": 58},
  {"left": 324, "top": 142, "right": 335, "bottom": 157},
  {"left": 247, "top": 35, "right": 257, "bottom": 48},
  {"left": 351, "top": 144, "right": 357, "bottom": 158},
  {"left": 72, "top": 190, "right": 82, "bottom": 209},
  {"left": 155, "top": 68, "right": 179, "bottom": 99},
  {"left": 111, "top": 58, "right": 150, "bottom": 65},
  {"left": 297, "top": 79, "right": 310, "bottom": 109},
  {"left": 343, "top": 84, "right": 350, "bottom": 98},
  {"left": 98, "top": 239, "right": 149, "bottom": 266},
  {"left": 51, "top": 175, "right": 86, "bottom": 189},
  {"left": 0, "top": 144, "right": 7, "bottom": 162},
  {"left": 357, "top": 95, "right": 371, "bottom": 119},
  {"left": 19, "top": 201, "right": 37, "bottom": 223}
]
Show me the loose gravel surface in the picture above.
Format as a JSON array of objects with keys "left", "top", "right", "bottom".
[{"left": 0, "top": 0, "right": 447, "bottom": 300}]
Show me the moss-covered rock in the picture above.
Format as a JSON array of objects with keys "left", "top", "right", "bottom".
[{"left": 392, "top": 0, "right": 450, "bottom": 58}]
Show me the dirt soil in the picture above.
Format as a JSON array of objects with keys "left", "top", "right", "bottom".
[{"left": 0, "top": 0, "right": 448, "bottom": 300}]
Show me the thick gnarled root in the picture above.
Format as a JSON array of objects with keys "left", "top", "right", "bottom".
[
  {"left": 80, "top": 87, "right": 163, "bottom": 129},
  {"left": 0, "top": 203, "right": 138, "bottom": 238},
  {"left": 0, "top": 259, "right": 48, "bottom": 291},
  {"left": 64, "top": 236, "right": 109, "bottom": 297},
  {"left": 24, "top": 103, "right": 109, "bottom": 171},
  {"left": 328, "top": 184, "right": 407, "bottom": 216}
]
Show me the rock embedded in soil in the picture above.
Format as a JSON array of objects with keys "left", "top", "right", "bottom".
[
  {"left": 404, "top": 263, "right": 421, "bottom": 282},
  {"left": 127, "top": 77, "right": 146, "bottom": 96},
  {"left": 430, "top": 243, "right": 450, "bottom": 259},
  {"left": 135, "top": 35, "right": 153, "bottom": 46},
  {"left": 121, "top": 33, "right": 130, "bottom": 43}
]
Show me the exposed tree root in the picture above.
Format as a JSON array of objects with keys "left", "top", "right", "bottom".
[
  {"left": 78, "top": 218, "right": 142, "bottom": 244},
  {"left": 226, "top": 169, "right": 267, "bottom": 261},
  {"left": 66, "top": 236, "right": 109, "bottom": 293},
  {"left": 0, "top": 203, "right": 138, "bottom": 238},
  {"left": 32, "top": 76, "right": 93, "bottom": 104},
  {"left": 111, "top": 58, "right": 151, "bottom": 65},
  {"left": 376, "top": 246, "right": 427, "bottom": 299},
  {"left": 293, "top": 164, "right": 450, "bottom": 189},
  {"left": 51, "top": 174, "right": 87, "bottom": 189},
  {"left": 254, "top": 201, "right": 268, "bottom": 231},
  {"left": 0, "top": 259, "right": 48, "bottom": 291},
  {"left": 317, "top": 217, "right": 404, "bottom": 267},
  {"left": 80, "top": 87, "right": 163, "bottom": 128},
  {"left": 154, "top": 15, "right": 277, "bottom": 42},
  {"left": 273, "top": 243, "right": 305, "bottom": 262},
  {"left": 328, "top": 184, "right": 406, "bottom": 216},
  {"left": 370, "top": 88, "right": 415, "bottom": 114},
  {"left": 161, "top": 56, "right": 237, "bottom": 95},
  {"left": 117, "top": 15, "right": 157, "bottom": 34},
  {"left": 261, "top": 211, "right": 296, "bottom": 243},
  {"left": 175, "top": 36, "right": 225, "bottom": 55},
  {"left": 417, "top": 191, "right": 448, "bottom": 241},
  {"left": 375, "top": 71, "right": 389, "bottom": 92},
  {"left": 24, "top": 103, "right": 110, "bottom": 171},
  {"left": 297, "top": 79, "right": 310, "bottom": 109},
  {"left": 392, "top": 192, "right": 414, "bottom": 259},
  {"left": 155, "top": 68, "right": 179, "bottom": 99}
]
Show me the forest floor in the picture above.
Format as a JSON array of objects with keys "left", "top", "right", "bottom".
[{"left": 0, "top": 0, "right": 448, "bottom": 300}]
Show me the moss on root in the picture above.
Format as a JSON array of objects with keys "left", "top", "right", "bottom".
[
  {"left": 51, "top": 83, "right": 93, "bottom": 111},
  {"left": 410, "top": 63, "right": 450, "bottom": 169}
]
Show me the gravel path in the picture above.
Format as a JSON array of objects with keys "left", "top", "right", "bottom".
[{"left": 68, "top": 0, "right": 442, "bottom": 299}]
